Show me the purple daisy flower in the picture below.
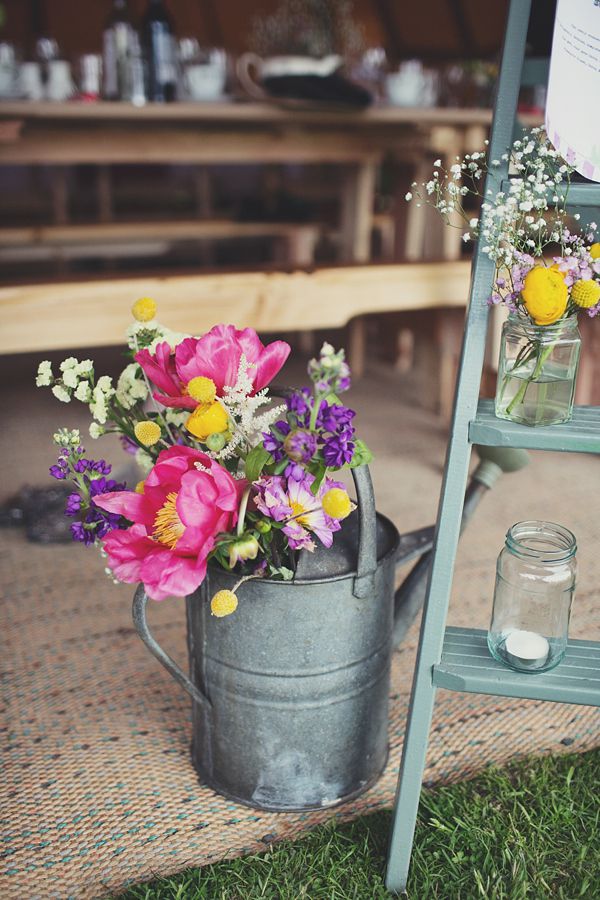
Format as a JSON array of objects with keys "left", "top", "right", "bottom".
[{"left": 254, "top": 473, "right": 343, "bottom": 552}]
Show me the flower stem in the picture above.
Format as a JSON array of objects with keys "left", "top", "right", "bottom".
[{"left": 506, "top": 339, "right": 556, "bottom": 415}]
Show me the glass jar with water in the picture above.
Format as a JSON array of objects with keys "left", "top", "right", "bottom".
[
  {"left": 495, "top": 314, "right": 581, "bottom": 426},
  {"left": 487, "top": 521, "right": 577, "bottom": 674}
]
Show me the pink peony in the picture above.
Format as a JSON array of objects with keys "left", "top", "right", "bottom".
[
  {"left": 136, "top": 324, "right": 290, "bottom": 410},
  {"left": 93, "top": 446, "right": 246, "bottom": 601}
]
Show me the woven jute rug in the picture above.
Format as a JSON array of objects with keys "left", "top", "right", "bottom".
[{"left": 1, "top": 357, "right": 599, "bottom": 899}]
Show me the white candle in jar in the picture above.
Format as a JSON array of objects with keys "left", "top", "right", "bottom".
[{"left": 504, "top": 629, "right": 550, "bottom": 669}]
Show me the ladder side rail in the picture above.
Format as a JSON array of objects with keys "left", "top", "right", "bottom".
[{"left": 385, "top": 0, "right": 534, "bottom": 892}]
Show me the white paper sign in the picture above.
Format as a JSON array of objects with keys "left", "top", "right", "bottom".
[{"left": 546, "top": 0, "right": 600, "bottom": 182}]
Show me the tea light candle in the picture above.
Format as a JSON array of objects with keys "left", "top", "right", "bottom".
[{"left": 504, "top": 629, "right": 550, "bottom": 670}]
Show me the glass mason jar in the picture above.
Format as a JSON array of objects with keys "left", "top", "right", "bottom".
[
  {"left": 495, "top": 313, "right": 581, "bottom": 426},
  {"left": 487, "top": 521, "right": 577, "bottom": 673}
]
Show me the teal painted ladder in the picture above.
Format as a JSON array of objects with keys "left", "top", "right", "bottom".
[{"left": 385, "top": 0, "right": 600, "bottom": 892}]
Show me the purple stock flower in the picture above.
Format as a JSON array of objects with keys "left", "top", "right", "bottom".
[
  {"left": 65, "top": 493, "right": 82, "bottom": 516},
  {"left": 262, "top": 419, "right": 290, "bottom": 462},
  {"left": 286, "top": 388, "right": 311, "bottom": 419},
  {"left": 320, "top": 403, "right": 355, "bottom": 432},
  {"left": 323, "top": 434, "right": 355, "bottom": 467},
  {"left": 49, "top": 464, "right": 67, "bottom": 480}
]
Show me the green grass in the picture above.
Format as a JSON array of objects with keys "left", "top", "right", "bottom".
[{"left": 116, "top": 749, "right": 600, "bottom": 900}]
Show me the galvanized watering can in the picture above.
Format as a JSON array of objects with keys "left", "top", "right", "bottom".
[{"left": 133, "top": 448, "right": 528, "bottom": 811}]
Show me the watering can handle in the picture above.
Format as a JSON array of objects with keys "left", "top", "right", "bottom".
[
  {"left": 351, "top": 464, "right": 378, "bottom": 599},
  {"left": 132, "top": 584, "right": 212, "bottom": 711}
]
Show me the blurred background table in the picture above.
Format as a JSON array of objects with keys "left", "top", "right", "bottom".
[{"left": 0, "top": 100, "right": 495, "bottom": 264}]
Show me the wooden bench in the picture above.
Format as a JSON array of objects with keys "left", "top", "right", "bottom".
[
  {"left": 0, "top": 261, "right": 470, "bottom": 416},
  {"left": 0, "top": 220, "right": 322, "bottom": 267}
]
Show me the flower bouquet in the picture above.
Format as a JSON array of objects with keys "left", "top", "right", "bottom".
[
  {"left": 37, "top": 301, "right": 397, "bottom": 810},
  {"left": 407, "top": 128, "right": 600, "bottom": 426},
  {"left": 37, "top": 298, "right": 375, "bottom": 607}
]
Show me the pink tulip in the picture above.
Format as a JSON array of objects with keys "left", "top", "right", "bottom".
[
  {"left": 136, "top": 324, "right": 290, "bottom": 410},
  {"left": 93, "top": 446, "right": 246, "bottom": 601}
]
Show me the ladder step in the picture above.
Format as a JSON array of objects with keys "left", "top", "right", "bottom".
[
  {"left": 500, "top": 179, "right": 600, "bottom": 207},
  {"left": 433, "top": 627, "right": 600, "bottom": 706},
  {"left": 469, "top": 399, "right": 600, "bottom": 453}
]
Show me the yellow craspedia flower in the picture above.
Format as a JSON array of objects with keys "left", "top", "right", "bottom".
[
  {"left": 135, "top": 480, "right": 145, "bottom": 494},
  {"left": 134, "top": 420, "right": 162, "bottom": 446},
  {"left": 210, "top": 590, "right": 238, "bottom": 617},
  {"left": 132, "top": 297, "right": 157, "bottom": 322},
  {"left": 590, "top": 242, "right": 600, "bottom": 260},
  {"left": 571, "top": 279, "right": 600, "bottom": 309},
  {"left": 187, "top": 376, "right": 217, "bottom": 405},
  {"left": 186, "top": 401, "right": 229, "bottom": 441},
  {"left": 521, "top": 266, "right": 568, "bottom": 325},
  {"left": 322, "top": 487, "right": 352, "bottom": 520}
]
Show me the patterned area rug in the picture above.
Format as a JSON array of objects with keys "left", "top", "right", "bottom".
[{"left": 1, "top": 355, "right": 599, "bottom": 899}]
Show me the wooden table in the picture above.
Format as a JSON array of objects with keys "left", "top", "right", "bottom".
[{"left": 0, "top": 101, "right": 498, "bottom": 263}]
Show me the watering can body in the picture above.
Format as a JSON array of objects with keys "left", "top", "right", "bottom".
[{"left": 133, "top": 466, "right": 400, "bottom": 811}]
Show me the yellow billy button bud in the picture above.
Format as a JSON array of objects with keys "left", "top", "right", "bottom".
[
  {"left": 590, "top": 242, "right": 600, "bottom": 260},
  {"left": 131, "top": 297, "right": 157, "bottom": 322},
  {"left": 571, "top": 279, "right": 600, "bottom": 309},
  {"left": 210, "top": 590, "right": 238, "bottom": 618},
  {"left": 187, "top": 376, "right": 217, "bottom": 405},
  {"left": 134, "top": 420, "right": 162, "bottom": 447},
  {"left": 186, "top": 401, "right": 229, "bottom": 441},
  {"left": 521, "top": 266, "right": 568, "bottom": 326},
  {"left": 322, "top": 487, "right": 353, "bottom": 520},
  {"left": 135, "top": 480, "right": 145, "bottom": 494}
]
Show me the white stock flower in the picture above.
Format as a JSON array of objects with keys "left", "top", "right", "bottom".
[
  {"left": 96, "top": 375, "right": 114, "bottom": 395},
  {"left": 53, "top": 427, "right": 80, "bottom": 446},
  {"left": 90, "top": 382, "right": 111, "bottom": 423},
  {"left": 62, "top": 368, "right": 80, "bottom": 389},
  {"left": 404, "top": 191, "right": 413, "bottom": 201},
  {"left": 59, "top": 357, "right": 78, "bottom": 372},
  {"left": 76, "top": 359, "right": 94, "bottom": 376},
  {"left": 89, "top": 422, "right": 105, "bottom": 439},
  {"left": 116, "top": 363, "right": 148, "bottom": 409},
  {"left": 36, "top": 360, "right": 53, "bottom": 387},
  {"left": 52, "top": 384, "right": 72, "bottom": 403},
  {"left": 74, "top": 380, "right": 92, "bottom": 402}
]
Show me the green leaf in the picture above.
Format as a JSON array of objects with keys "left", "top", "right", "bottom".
[
  {"left": 274, "top": 458, "right": 289, "bottom": 475},
  {"left": 245, "top": 446, "right": 273, "bottom": 482},
  {"left": 310, "top": 463, "right": 327, "bottom": 494},
  {"left": 348, "top": 439, "right": 374, "bottom": 468},
  {"left": 269, "top": 565, "right": 295, "bottom": 581}
]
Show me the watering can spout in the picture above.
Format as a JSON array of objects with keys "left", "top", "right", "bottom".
[{"left": 471, "top": 445, "right": 530, "bottom": 490}]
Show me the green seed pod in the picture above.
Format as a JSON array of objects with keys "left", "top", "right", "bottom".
[
  {"left": 206, "top": 431, "right": 227, "bottom": 451},
  {"left": 255, "top": 519, "right": 272, "bottom": 534}
]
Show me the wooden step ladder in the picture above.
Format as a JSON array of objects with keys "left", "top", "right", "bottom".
[{"left": 385, "top": 0, "right": 600, "bottom": 891}]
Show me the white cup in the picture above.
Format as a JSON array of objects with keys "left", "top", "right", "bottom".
[
  {"left": 185, "top": 63, "right": 226, "bottom": 101},
  {"left": 385, "top": 61, "right": 427, "bottom": 107},
  {"left": 19, "top": 61, "right": 44, "bottom": 100},
  {"left": 46, "top": 59, "right": 74, "bottom": 101}
]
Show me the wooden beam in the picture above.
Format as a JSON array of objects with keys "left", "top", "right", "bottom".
[
  {"left": 0, "top": 262, "right": 470, "bottom": 355},
  {"left": 374, "top": 0, "right": 404, "bottom": 63},
  {"left": 448, "top": 0, "right": 477, "bottom": 58},
  {"left": 198, "top": 0, "right": 224, "bottom": 47}
]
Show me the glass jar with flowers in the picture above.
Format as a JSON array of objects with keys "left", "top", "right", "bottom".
[{"left": 406, "top": 127, "right": 600, "bottom": 426}]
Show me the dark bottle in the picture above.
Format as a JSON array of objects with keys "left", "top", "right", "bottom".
[
  {"left": 141, "top": 0, "right": 177, "bottom": 103},
  {"left": 102, "top": 0, "right": 138, "bottom": 101}
]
